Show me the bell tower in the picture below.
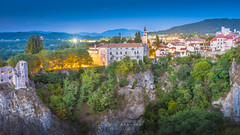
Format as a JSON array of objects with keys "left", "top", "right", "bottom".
[{"left": 142, "top": 26, "right": 147, "bottom": 44}]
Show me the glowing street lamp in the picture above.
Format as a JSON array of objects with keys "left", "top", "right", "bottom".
[{"left": 72, "top": 38, "right": 77, "bottom": 43}]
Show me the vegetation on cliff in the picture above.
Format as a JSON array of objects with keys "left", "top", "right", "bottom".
[{"left": 138, "top": 47, "right": 240, "bottom": 135}]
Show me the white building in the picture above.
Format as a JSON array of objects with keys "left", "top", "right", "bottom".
[
  {"left": 210, "top": 35, "right": 234, "bottom": 52},
  {"left": 155, "top": 46, "right": 169, "bottom": 58},
  {"left": 88, "top": 43, "right": 148, "bottom": 66},
  {"left": 0, "top": 61, "right": 29, "bottom": 89},
  {"left": 216, "top": 27, "right": 233, "bottom": 36}
]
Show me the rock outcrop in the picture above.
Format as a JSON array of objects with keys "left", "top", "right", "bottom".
[
  {"left": 212, "top": 59, "right": 240, "bottom": 121},
  {"left": 0, "top": 83, "right": 70, "bottom": 135},
  {"left": 94, "top": 70, "right": 156, "bottom": 135}
]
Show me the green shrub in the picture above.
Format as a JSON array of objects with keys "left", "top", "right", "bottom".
[
  {"left": 119, "top": 78, "right": 129, "bottom": 87},
  {"left": 132, "top": 79, "right": 138, "bottom": 89}
]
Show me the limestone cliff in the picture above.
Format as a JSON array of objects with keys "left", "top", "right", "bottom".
[
  {"left": 0, "top": 82, "right": 71, "bottom": 135},
  {"left": 212, "top": 59, "right": 240, "bottom": 121},
  {"left": 93, "top": 70, "right": 156, "bottom": 135}
]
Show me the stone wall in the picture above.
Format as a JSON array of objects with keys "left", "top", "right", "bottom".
[{"left": 0, "top": 60, "right": 28, "bottom": 89}]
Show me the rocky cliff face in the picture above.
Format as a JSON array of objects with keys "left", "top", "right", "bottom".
[
  {"left": 94, "top": 70, "right": 156, "bottom": 135},
  {"left": 0, "top": 83, "right": 70, "bottom": 135},
  {"left": 212, "top": 59, "right": 240, "bottom": 121}
]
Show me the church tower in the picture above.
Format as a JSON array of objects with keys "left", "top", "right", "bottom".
[{"left": 142, "top": 26, "right": 147, "bottom": 44}]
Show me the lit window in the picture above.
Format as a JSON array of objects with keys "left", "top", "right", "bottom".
[
  {"left": 8, "top": 71, "right": 12, "bottom": 74},
  {"left": 1, "top": 71, "right": 4, "bottom": 74}
]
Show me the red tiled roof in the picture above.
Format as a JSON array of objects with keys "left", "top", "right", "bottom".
[
  {"left": 211, "top": 35, "right": 234, "bottom": 41},
  {"left": 180, "top": 48, "right": 186, "bottom": 50},
  {"left": 97, "top": 43, "right": 143, "bottom": 48},
  {"left": 170, "top": 47, "right": 176, "bottom": 49}
]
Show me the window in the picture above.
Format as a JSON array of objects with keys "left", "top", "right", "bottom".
[
  {"left": 110, "top": 52, "right": 112, "bottom": 55},
  {"left": 126, "top": 48, "right": 128, "bottom": 49},
  {"left": 1, "top": 79, "right": 3, "bottom": 82},
  {"left": 116, "top": 57, "right": 118, "bottom": 60},
  {"left": 1, "top": 71, "right": 4, "bottom": 75},
  {"left": 125, "top": 52, "right": 127, "bottom": 54},
  {"left": 120, "top": 52, "right": 122, "bottom": 54},
  {"left": 8, "top": 71, "right": 12, "bottom": 74},
  {"left": 116, "top": 52, "right": 118, "bottom": 55},
  {"left": 132, "top": 48, "right": 134, "bottom": 50}
]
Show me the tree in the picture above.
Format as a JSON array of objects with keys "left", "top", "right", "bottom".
[
  {"left": 25, "top": 35, "right": 44, "bottom": 54},
  {"left": 39, "top": 48, "right": 92, "bottom": 71},
  {"left": 156, "top": 109, "right": 222, "bottom": 135},
  {"left": 110, "top": 36, "right": 121, "bottom": 43},
  {"left": 61, "top": 78, "right": 78, "bottom": 113},
  {"left": 134, "top": 32, "right": 142, "bottom": 43},
  {"left": 80, "top": 68, "right": 100, "bottom": 96},
  {"left": 206, "top": 36, "right": 215, "bottom": 41},
  {"left": 59, "top": 41, "right": 70, "bottom": 49},
  {"left": 191, "top": 61, "right": 211, "bottom": 80},
  {"left": 153, "top": 35, "right": 161, "bottom": 49},
  {"left": 36, "top": 35, "right": 44, "bottom": 53},
  {"left": 7, "top": 53, "right": 41, "bottom": 72},
  {"left": 25, "top": 35, "right": 35, "bottom": 54},
  {"left": 178, "top": 64, "right": 191, "bottom": 80},
  {"left": 0, "top": 58, "right": 5, "bottom": 67}
]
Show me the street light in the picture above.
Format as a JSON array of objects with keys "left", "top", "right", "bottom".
[{"left": 73, "top": 38, "right": 77, "bottom": 43}]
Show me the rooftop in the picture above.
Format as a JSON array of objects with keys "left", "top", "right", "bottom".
[{"left": 97, "top": 43, "right": 143, "bottom": 48}]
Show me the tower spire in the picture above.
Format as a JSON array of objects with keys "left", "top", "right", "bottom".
[{"left": 142, "top": 26, "right": 147, "bottom": 44}]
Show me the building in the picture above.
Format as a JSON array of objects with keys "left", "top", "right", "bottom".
[
  {"left": 88, "top": 43, "right": 148, "bottom": 66},
  {"left": 142, "top": 26, "right": 147, "bottom": 44},
  {"left": 0, "top": 61, "right": 28, "bottom": 89},
  {"left": 210, "top": 35, "right": 234, "bottom": 52},
  {"left": 185, "top": 38, "right": 205, "bottom": 46},
  {"left": 155, "top": 46, "right": 169, "bottom": 58},
  {"left": 216, "top": 27, "right": 233, "bottom": 36}
]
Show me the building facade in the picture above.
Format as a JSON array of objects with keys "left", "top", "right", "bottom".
[
  {"left": 0, "top": 61, "right": 29, "bottom": 89},
  {"left": 210, "top": 35, "right": 234, "bottom": 52},
  {"left": 142, "top": 26, "right": 147, "bottom": 44},
  {"left": 88, "top": 43, "right": 148, "bottom": 66}
]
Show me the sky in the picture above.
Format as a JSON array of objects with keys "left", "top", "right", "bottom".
[{"left": 0, "top": 0, "right": 240, "bottom": 33}]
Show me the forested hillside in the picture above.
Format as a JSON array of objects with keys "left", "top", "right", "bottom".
[{"left": 150, "top": 18, "right": 240, "bottom": 34}]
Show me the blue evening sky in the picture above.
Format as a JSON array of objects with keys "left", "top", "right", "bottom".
[{"left": 0, "top": 0, "right": 239, "bottom": 33}]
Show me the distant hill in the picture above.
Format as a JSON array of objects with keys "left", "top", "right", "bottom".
[
  {"left": 150, "top": 18, "right": 240, "bottom": 35},
  {"left": 0, "top": 32, "right": 100, "bottom": 40},
  {"left": 0, "top": 29, "right": 142, "bottom": 40},
  {"left": 78, "top": 29, "right": 142, "bottom": 37}
]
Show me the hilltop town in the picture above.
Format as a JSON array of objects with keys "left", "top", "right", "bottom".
[{"left": 86, "top": 26, "right": 240, "bottom": 66}]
